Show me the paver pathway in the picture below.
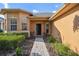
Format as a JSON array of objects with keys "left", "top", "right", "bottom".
[{"left": 30, "top": 37, "right": 49, "bottom": 56}]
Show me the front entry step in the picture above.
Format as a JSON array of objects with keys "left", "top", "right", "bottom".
[{"left": 35, "top": 35, "right": 43, "bottom": 38}]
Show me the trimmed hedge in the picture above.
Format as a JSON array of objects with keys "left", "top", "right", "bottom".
[
  {"left": 0, "top": 32, "right": 28, "bottom": 38},
  {"left": 0, "top": 35, "right": 25, "bottom": 50}
]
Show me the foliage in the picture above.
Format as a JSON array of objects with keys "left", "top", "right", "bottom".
[
  {"left": 0, "top": 35, "right": 25, "bottom": 50},
  {"left": 48, "top": 36, "right": 58, "bottom": 43},
  {"left": 0, "top": 32, "right": 28, "bottom": 35},
  {"left": 48, "top": 35, "right": 79, "bottom": 56},
  {"left": 53, "top": 43, "right": 79, "bottom": 56},
  {"left": 16, "top": 47, "right": 23, "bottom": 56}
]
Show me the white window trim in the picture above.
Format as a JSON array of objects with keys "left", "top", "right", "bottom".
[{"left": 9, "top": 18, "right": 17, "bottom": 31}]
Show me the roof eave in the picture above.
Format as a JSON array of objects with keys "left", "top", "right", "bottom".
[
  {"left": 0, "top": 9, "right": 33, "bottom": 15},
  {"left": 49, "top": 3, "right": 78, "bottom": 21}
]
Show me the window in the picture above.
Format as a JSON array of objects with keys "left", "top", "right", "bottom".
[
  {"left": 10, "top": 18, "right": 17, "bottom": 31},
  {"left": 11, "top": 25, "right": 17, "bottom": 31},
  {"left": 22, "top": 16, "right": 28, "bottom": 31},
  {"left": 45, "top": 23, "right": 49, "bottom": 33},
  {"left": 22, "top": 23, "right": 27, "bottom": 30},
  {"left": 22, "top": 16, "right": 28, "bottom": 23}
]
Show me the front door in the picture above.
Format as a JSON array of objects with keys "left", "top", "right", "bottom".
[{"left": 36, "top": 24, "right": 41, "bottom": 35}]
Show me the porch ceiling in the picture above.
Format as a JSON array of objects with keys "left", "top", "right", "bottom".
[{"left": 28, "top": 16, "right": 49, "bottom": 21}]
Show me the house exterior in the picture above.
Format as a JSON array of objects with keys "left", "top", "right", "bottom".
[
  {"left": 50, "top": 3, "right": 79, "bottom": 53},
  {"left": 0, "top": 9, "right": 51, "bottom": 36},
  {"left": 0, "top": 21, "right": 3, "bottom": 30},
  {"left": 1, "top": 3, "right": 79, "bottom": 54},
  {"left": 29, "top": 16, "right": 51, "bottom": 36},
  {"left": 0, "top": 15, "right": 4, "bottom": 31}
]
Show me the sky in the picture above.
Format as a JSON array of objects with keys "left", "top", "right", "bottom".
[{"left": 0, "top": 3, "right": 64, "bottom": 13}]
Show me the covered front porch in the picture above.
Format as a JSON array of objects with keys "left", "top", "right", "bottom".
[{"left": 29, "top": 16, "right": 51, "bottom": 36}]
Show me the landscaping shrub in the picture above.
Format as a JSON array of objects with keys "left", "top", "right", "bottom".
[
  {"left": 0, "top": 32, "right": 28, "bottom": 35},
  {"left": 48, "top": 36, "right": 58, "bottom": 43},
  {"left": 0, "top": 32, "right": 28, "bottom": 39},
  {"left": 53, "top": 43, "right": 79, "bottom": 56},
  {"left": 0, "top": 35, "right": 25, "bottom": 50},
  {"left": 48, "top": 36, "right": 79, "bottom": 56},
  {"left": 11, "top": 32, "right": 28, "bottom": 37},
  {"left": 16, "top": 47, "right": 23, "bottom": 56}
]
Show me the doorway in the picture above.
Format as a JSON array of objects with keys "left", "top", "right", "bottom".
[{"left": 36, "top": 24, "right": 41, "bottom": 35}]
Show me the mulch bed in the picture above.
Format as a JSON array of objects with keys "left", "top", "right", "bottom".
[
  {"left": 0, "top": 37, "right": 35, "bottom": 56},
  {"left": 0, "top": 35, "right": 57, "bottom": 56},
  {"left": 43, "top": 36, "right": 57, "bottom": 56}
]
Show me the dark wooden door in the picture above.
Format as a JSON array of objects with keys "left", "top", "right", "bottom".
[{"left": 36, "top": 24, "right": 41, "bottom": 35}]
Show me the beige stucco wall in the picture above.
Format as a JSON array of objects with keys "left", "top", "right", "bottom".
[
  {"left": 29, "top": 17, "right": 50, "bottom": 36},
  {"left": 3, "top": 14, "right": 7, "bottom": 32},
  {"left": 52, "top": 5, "right": 79, "bottom": 53},
  {"left": 30, "top": 21, "right": 44, "bottom": 35},
  {"left": 19, "top": 12, "right": 30, "bottom": 36},
  {"left": 7, "top": 12, "right": 19, "bottom": 32},
  {"left": 19, "top": 12, "right": 30, "bottom": 31},
  {"left": 30, "top": 20, "right": 49, "bottom": 36},
  {"left": 3, "top": 11, "right": 31, "bottom": 37}
]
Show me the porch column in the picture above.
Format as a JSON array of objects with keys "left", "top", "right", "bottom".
[
  {"left": 1, "top": 22, "right": 3, "bottom": 30},
  {"left": 49, "top": 21, "right": 52, "bottom": 35},
  {"left": 41, "top": 22, "right": 45, "bottom": 36}
]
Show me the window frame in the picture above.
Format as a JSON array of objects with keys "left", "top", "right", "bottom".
[
  {"left": 9, "top": 17, "right": 17, "bottom": 31},
  {"left": 22, "top": 23, "right": 27, "bottom": 31}
]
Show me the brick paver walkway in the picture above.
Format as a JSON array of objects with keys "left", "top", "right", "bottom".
[{"left": 30, "top": 37, "right": 49, "bottom": 56}]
